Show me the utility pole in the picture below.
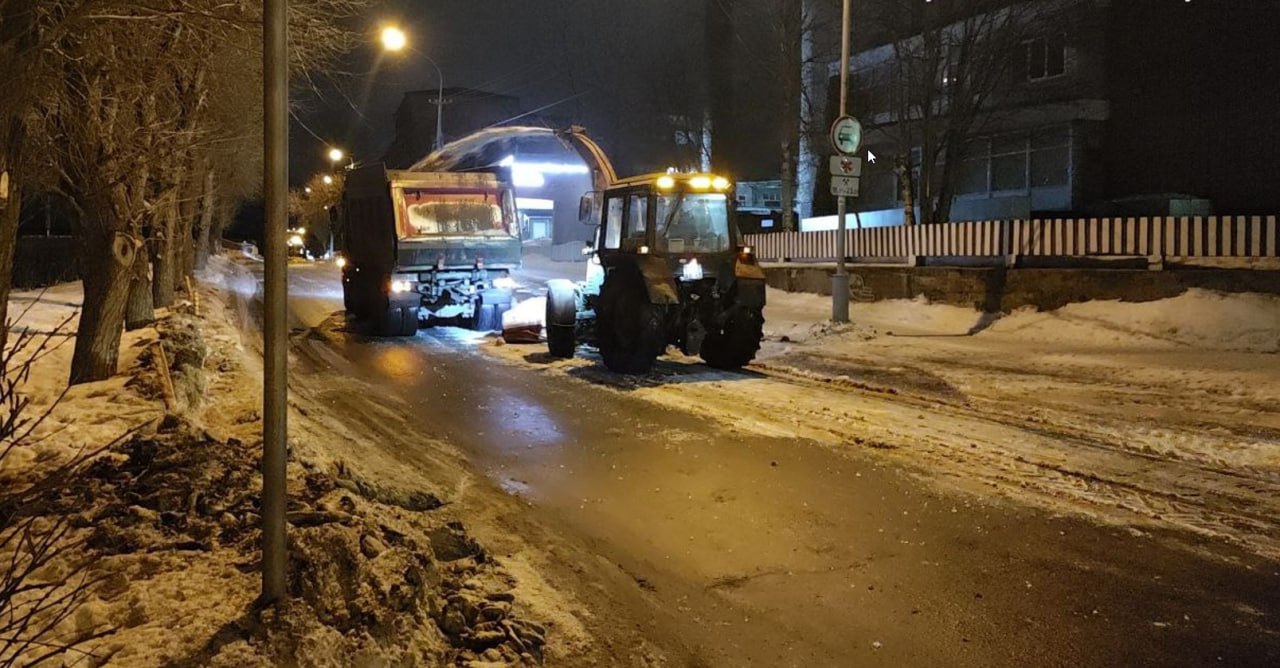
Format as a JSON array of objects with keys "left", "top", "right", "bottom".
[
  {"left": 261, "top": 0, "right": 288, "bottom": 604},
  {"left": 832, "top": 0, "right": 852, "bottom": 322}
]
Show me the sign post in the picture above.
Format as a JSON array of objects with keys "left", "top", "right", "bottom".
[{"left": 831, "top": 0, "right": 855, "bottom": 323}]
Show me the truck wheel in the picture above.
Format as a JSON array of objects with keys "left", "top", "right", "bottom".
[
  {"left": 545, "top": 279, "right": 578, "bottom": 358},
  {"left": 399, "top": 306, "right": 420, "bottom": 336},
  {"left": 597, "top": 266, "right": 666, "bottom": 374},
  {"left": 701, "top": 307, "right": 764, "bottom": 370},
  {"left": 377, "top": 305, "right": 418, "bottom": 337}
]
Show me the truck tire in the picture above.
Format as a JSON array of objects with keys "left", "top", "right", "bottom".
[
  {"left": 545, "top": 279, "right": 578, "bottom": 358},
  {"left": 597, "top": 266, "right": 666, "bottom": 374},
  {"left": 701, "top": 307, "right": 764, "bottom": 370},
  {"left": 377, "top": 305, "right": 418, "bottom": 337}
]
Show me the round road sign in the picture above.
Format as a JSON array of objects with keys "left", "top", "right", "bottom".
[{"left": 830, "top": 115, "right": 863, "bottom": 156}]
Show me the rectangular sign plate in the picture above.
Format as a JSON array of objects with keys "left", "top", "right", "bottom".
[
  {"left": 830, "top": 175, "right": 860, "bottom": 198},
  {"left": 830, "top": 155, "right": 862, "bottom": 177}
]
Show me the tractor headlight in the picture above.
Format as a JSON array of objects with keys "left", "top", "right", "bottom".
[
  {"left": 493, "top": 276, "right": 518, "bottom": 290},
  {"left": 681, "top": 258, "right": 704, "bottom": 281}
]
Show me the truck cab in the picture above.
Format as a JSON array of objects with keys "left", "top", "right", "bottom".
[{"left": 342, "top": 166, "right": 521, "bottom": 335}]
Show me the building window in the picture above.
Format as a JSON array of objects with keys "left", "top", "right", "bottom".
[
  {"left": 957, "top": 139, "right": 990, "bottom": 195},
  {"left": 1025, "top": 33, "right": 1066, "bottom": 81},
  {"left": 1030, "top": 127, "right": 1070, "bottom": 187},
  {"left": 951, "top": 126, "right": 1072, "bottom": 199}
]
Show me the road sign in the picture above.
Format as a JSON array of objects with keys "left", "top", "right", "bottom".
[
  {"left": 829, "top": 155, "right": 862, "bottom": 177},
  {"left": 829, "top": 115, "right": 863, "bottom": 155},
  {"left": 831, "top": 175, "right": 860, "bottom": 198}
]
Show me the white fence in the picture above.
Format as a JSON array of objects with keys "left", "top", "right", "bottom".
[{"left": 745, "top": 216, "right": 1280, "bottom": 262}]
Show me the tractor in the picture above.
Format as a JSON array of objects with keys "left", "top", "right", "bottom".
[{"left": 545, "top": 172, "right": 766, "bottom": 373}]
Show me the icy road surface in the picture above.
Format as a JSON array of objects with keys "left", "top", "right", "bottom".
[{"left": 229, "top": 259, "right": 1279, "bottom": 667}]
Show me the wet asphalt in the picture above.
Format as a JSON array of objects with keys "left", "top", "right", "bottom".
[{"left": 282, "top": 262, "right": 1279, "bottom": 667}]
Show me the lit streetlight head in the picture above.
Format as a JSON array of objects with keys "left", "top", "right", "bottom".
[
  {"left": 380, "top": 26, "right": 407, "bottom": 52},
  {"left": 322, "top": 174, "right": 334, "bottom": 185},
  {"left": 327, "top": 147, "right": 344, "bottom": 163}
]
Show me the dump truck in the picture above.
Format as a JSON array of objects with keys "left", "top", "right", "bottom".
[
  {"left": 341, "top": 166, "right": 521, "bottom": 336},
  {"left": 545, "top": 171, "right": 766, "bottom": 373}
]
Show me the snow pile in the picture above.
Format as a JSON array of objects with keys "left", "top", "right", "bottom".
[
  {"left": 4, "top": 274, "right": 554, "bottom": 667},
  {"left": 987, "top": 289, "right": 1280, "bottom": 353},
  {"left": 764, "top": 286, "right": 1280, "bottom": 353}
]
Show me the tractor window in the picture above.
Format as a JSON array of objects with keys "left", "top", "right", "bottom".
[
  {"left": 626, "top": 195, "right": 648, "bottom": 240},
  {"left": 655, "top": 193, "right": 731, "bottom": 253},
  {"left": 603, "top": 196, "right": 623, "bottom": 249}
]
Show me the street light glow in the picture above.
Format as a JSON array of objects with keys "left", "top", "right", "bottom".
[
  {"left": 327, "top": 147, "right": 344, "bottom": 163},
  {"left": 322, "top": 174, "right": 334, "bottom": 185},
  {"left": 381, "top": 26, "right": 407, "bottom": 52}
]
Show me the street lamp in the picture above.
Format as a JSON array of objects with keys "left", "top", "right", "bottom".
[
  {"left": 327, "top": 147, "right": 344, "bottom": 163},
  {"left": 380, "top": 25, "right": 406, "bottom": 52},
  {"left": 322, "top": 174, "right": 334, "bottom": 185},
  {"left": 380, "top": 25, "right": 444, "bottom": 152}
]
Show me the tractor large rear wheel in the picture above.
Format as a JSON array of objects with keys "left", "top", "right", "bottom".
[
  {"left": 597, "top": 266, "right": 667, "bottom": 374},
  {"left": 701, "top": 306, "right": 763, "bottom": 370},
  {"left": 545, "top": 279, "right": 578, "bottom": 358}
]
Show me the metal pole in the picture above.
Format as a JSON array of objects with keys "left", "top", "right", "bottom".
[
  {"left": 832, "top": 0, "right": 851, "bottom": 323},
  {"left": 427, "top": 57, "right": 445, "bottom": 151},
  {"left": 261, "top": 0, "right": 289, "bottom": 604}
]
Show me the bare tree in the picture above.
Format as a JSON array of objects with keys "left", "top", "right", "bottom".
[
  {"left": 871, "top": 0, "right": 1032, "bottom": 225},
  {"left": 8, "top": 0, "right": 367, "bottom": 384}
]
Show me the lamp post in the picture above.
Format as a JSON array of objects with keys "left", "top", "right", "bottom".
[
  {"left": 261, "top": 0, "right": 288, "bottom": 604},
  {"left": 381, "top": 25, "right": 444, "bottom": 152},
  {"left": 832, "top": 0, "right": 852, "bottom": 323}
]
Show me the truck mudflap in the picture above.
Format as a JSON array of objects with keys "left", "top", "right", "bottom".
[{"left": 635, "top": 255, "right": 680, "bottom": 305}]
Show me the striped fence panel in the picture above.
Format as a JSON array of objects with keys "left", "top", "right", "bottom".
[{"left": 746, "top": 216, "right": 1279, "bottom": 263}]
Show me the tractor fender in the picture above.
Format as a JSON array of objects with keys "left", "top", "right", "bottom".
[
  {"left": 633, "top": 255, "right": 681, "bottom": 305},
  {"left": 733, "top": 276, "right": 767, "bottom": 310}
]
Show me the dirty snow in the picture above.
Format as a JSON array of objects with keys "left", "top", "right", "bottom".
[{"left": 485, "top": 284, "right": 1280, "bottom": 561}]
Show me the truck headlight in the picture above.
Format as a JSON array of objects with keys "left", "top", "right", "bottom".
[
  {"left": 390, "top": 279, "right": 413, "bottom": 293},
  {"left": 493, "top": 276, "right": 518, "bottom": 290}
]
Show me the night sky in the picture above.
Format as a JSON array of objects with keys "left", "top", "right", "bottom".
[{"left": 291, "top": 0, "right": 706, "bottom": 184}]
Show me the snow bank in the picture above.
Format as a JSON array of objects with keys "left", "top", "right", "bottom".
[
  {"left": 988, "top": 289, "right": 1280, "bottom": 353},
  {"left": 765, "top": 287, "right": 1280, "bottom": 353}
]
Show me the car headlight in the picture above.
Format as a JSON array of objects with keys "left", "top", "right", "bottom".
[
  {"left": 492, "top": 276, "right": 518, "bottom": 290},
  {"left": 390, "top": 279, "right": 413, "bottom": 293}
]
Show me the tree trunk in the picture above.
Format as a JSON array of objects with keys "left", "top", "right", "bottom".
[
  {"left": 899, "top": 154, "right": 917, "bottom": 227},
  {"left": 778, "top": 0, "right": 803, "bottom": 232},
  {"left": 71, "top": 229, "right": 135, "bottom": 385},
  {"left": 124, "top": 259, "right": 153, "bottom": 331},
  {"left": 780, "top": 138, "right": 797, "bottom": 232},
  {"left": 705, "top": 0, "right": 735, "bottom": 172},
  {"left": 194, "top": 168, "right": 215, "bottom": 270},
  {"left": 0, "top": 183, "right": 20, "bottom": 350},
  {"left": 152, "top": 196, "right": 176, "bottom": 308},
  {"left": 178, "top": 185, "right": 196, "bottom": 284},
  {"left": 796, "top": 0, "right": 821, "bottom": 220}
]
